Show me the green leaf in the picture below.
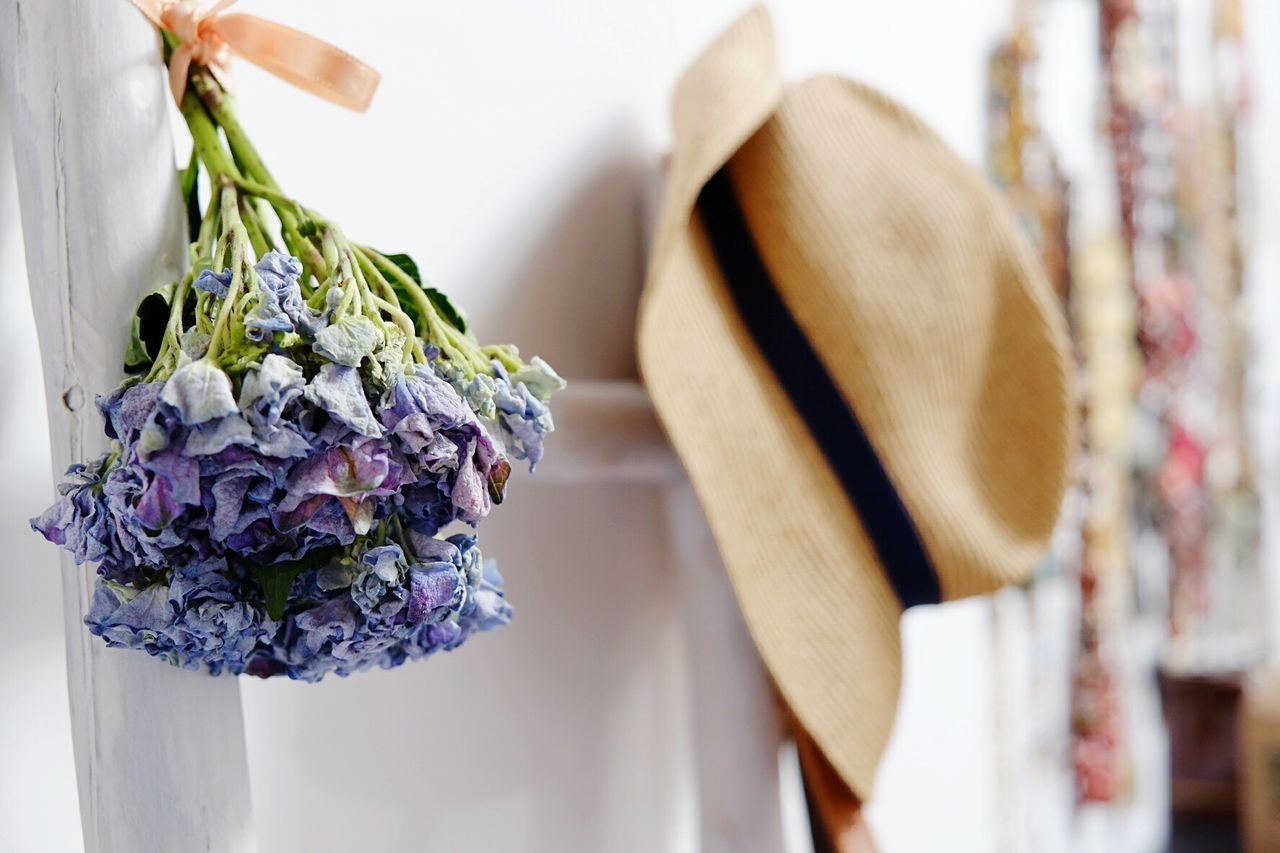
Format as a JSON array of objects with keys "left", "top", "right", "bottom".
[
  {"left": 424, "top": 286, "right": 469, "bottom": 336},
  {"left": 380, "top": 252, "right": 421, "bottom": 285},
  {"left": 124, "top": 283, "right": 177, "bottom": 373},
  {"left": 252, "top": 546, "right": 344, "bottom": 621},
  {"left": 255, "top": 564, "right": 303, "bottom": 622},
  {"left": 374, "top": 250, "right": 470, "bottom": 334}
]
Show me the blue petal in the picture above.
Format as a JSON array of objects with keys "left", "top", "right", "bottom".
[{"left": 194, "top": 268, "right": 232, "bottom": 298}]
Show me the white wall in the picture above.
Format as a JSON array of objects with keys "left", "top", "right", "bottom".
[
  {"left": 1242, "top": 1, "right": 1280, "bottom": 663},
  {"left": 3, "top": 1, "right": 1278, "bottom": 851}
]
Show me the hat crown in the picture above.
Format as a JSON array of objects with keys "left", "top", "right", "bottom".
[{"left": 729, "top": 76, "right": 1074, "bottom": 599}]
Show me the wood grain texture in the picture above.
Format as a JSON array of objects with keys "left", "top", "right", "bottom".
[{"left": 0, "top": 1, "right": 256, "bottom": 851}]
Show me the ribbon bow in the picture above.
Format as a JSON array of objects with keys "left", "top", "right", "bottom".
[{"left": 130, "top": 0, "right": 380, "bottom": 112}]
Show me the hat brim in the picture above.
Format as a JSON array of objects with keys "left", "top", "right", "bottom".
[
  {"left": 641, "top": 208, "right": 907, "bottom": 799},
  {"left": 641, "top": 2, "right": 1074, "bottom": 798},
  {"left": 638, "top": 6, "right": 907, "bottom": 800}
]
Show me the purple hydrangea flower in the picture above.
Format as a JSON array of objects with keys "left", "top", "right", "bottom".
[
  {"left": 33, "top": 244, "right": 544, "bottom": 680},
  {"left": 85, "top": 560, "right": 277, "bottom": 675},
  {"left": 258, "top": 532, "right": 504, "bottom": 681},
  {"left": 31, "top": 454, "right": 117, "bottom": 567},
  {"left": 78, "top": 529, "right": 506, "bottom": 680},
  {"left": 438, "top": 358, "right": 561, "bottom": 472},
  {"left": 379, "top": 369, "right": 502, "bottom": 527}
]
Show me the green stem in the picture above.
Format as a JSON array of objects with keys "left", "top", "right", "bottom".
[
  {"left": 347, "top": 248, "right": 385, "bottom": 323},
  {"left": 481, "top": 345, "right": 523, "bottom": 373},
  {"left": 355, "top": 251, "right": 426, "bottom": 362},
  {"left": 335, "top": 249, "right": 359, "bottom": 318},
  {"left": 233, "top": 177, "right": 305, "bottom": 219},
  {"left": 190, "top": 66, "right": 327, "bottom": 279},
  {"left": 182, "top": 92, "right": 239, "bottom": 181},
  {"left": 356, "top": 246, "right": 489, "bottom": 373},
  {"left": 195, "top": 180, "right": 224, "bottom": 262},
  {"left": 190, "top": 70, "right": 275, "bottom": 187},
  {"left": 206, "top": 184, "right": 250, "bottom": 361},
  {"left": 239, "top": 196, "right": 269, "bottom": 257},
  {"left": 195, "top": 77, "right": 314, "bottom": 227},
  {"left": 144, "top": 272, "right": 194, "bottom": 383},
  {"left": 145, "top": 178, "right": 230, "bottom": 382}
]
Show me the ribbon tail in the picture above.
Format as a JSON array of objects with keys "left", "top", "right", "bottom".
[
  {"left": 213, "top": 14, "right": 381, "bottom": 112},
  {"left": 168, "top": 46, "right": 194, "bottom": 107},
  {"left": 127, "top": 0, "right": 166, "bottom": 29}
]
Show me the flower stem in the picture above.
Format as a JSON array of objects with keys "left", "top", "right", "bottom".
[
  {"left": 181, "top": 91, "right": 239, "bottom": 181},
  {"left": 188, "top": 66, "right": 327, "bottom": 280},
  {"left": 239, "top": 196, "right": 269, "bottom": 257},
  {"left": 356, "top": 246, "right": 490, "bottom": 374},
  {"left": 206, "top": 183, "right": 250, "bottom": 361}
]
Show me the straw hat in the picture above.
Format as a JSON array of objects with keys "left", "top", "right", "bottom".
[{"left": 638, "top": 6, "right": 1073, "bottom": 799}]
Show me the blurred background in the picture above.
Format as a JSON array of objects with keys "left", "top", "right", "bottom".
[{"left": 2, "top": 1, "right": 1279, "bottom": 851}]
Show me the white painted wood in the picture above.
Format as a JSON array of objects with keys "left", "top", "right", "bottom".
[
  {"left": 665, "top": 482, "right": 791, "bottom": 853},
  {"left": 537, "top": 381, "right": 685, "bottom": 485},
  {"left": 630, "top": 156, "right": 793, "bottom": 850},
  {"left": 0, "top": 2, "right": 257, "bottom": 852},
  {"left": 537, "top": 381, "right": 795, "bottom": 848},
  {"left": 521, "top": 379, "right": 821, "bottom": 847}
]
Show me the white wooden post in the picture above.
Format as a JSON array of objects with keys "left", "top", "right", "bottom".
[
  {"left": 665, "top": 482, "right": 791, "bottom": 853},
  {"left": 0, "top": 2, "right": 256, "bottom": 852},
  {"left": 546, "top": 382, "right": 793, "bottom": 852},
  {"left": 631, "top": 164, "right": 794, "bottom": 852}
]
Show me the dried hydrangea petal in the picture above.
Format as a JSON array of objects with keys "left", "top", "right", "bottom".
[
  {"left": 193, "top": 267, "right": 232, "bottom": 298},
  {"left": 511, "top": 356, "right": 566, "bottom": 401},
  {"left": 407, "top": 562, "right": 463, "bottom": 622},
  {"left": 304, "top": 363, "right": 382, "bottom": 437},
  {"left": 313, "top": 315, "right": 382, "bottom": 368},
  {"left": 183, "top": 415, "right": 254, "bottom": 456},
  {"left": 239, "top": 354, "right": 305, "bottom": 432},
  {"left": 160, "top": 360, "right": 238, "bottom": 425}
]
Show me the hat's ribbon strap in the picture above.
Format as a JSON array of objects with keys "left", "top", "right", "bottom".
[{"left": 696, "top": 166, "right": 941, "bottom": 610}]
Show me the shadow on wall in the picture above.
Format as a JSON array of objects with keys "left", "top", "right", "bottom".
[
  {"left": 238, "top": 118, "right": 694, "bottom": 853},
  {"left": 456, "top": 116, "right": 655, "bottom": 381}
]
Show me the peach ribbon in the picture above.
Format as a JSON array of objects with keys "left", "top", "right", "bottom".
[{"left": 129, "top": 0, "right": 380, "bottom": 112}]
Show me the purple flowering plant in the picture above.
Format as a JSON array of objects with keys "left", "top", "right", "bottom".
[{"left": 30, "top": 50, "right": 562, "bottom": 680}]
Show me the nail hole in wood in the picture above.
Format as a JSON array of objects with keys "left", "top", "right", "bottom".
[{"left": 62, "top": 384, "right": 85, "bottom": 412}]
